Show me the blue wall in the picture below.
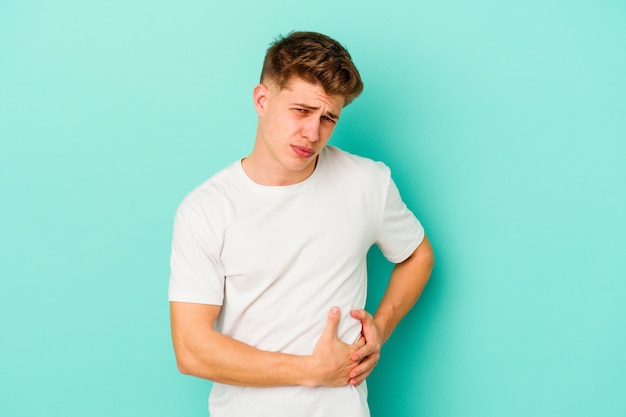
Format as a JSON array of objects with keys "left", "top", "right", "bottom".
[{"left": 1, "top": 1, "right": 624, "bottom": 416}]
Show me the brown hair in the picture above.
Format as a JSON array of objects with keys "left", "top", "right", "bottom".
[{"left": 260, "top": 31, "right": 364, "bottom": 106}]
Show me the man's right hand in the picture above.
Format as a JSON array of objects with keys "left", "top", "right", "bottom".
[{"left": 308, "top": 307, "right": 364, "bottom": 387}]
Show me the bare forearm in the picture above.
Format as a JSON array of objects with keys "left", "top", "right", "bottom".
[
  {"left": 174, "top": 328, "right": 313, "bottom": 387},
  {"left": 374, "top": 236, "right": 434, "bottom": 343},
  {"left": 170, "top": 303, "right": 358, "bottom": 388}
]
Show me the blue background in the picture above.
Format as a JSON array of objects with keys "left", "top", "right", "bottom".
[{"left": 1, "top": 1, "right": 625, "bottom": 416}]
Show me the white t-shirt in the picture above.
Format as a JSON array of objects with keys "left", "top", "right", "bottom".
[{"left": 169, "top": 146, "right": 424, "bottom": 417}]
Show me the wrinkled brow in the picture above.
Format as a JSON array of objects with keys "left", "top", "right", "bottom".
[{"left": 290, "top": 102, "right": 340, "bottom": 120}]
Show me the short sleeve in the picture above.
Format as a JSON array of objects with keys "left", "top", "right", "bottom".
[
  {"left": 168, "top": 201, "right": 225, "bottom": 305},
  {"left": 376, "top": 176, "right": 425, "bottom": 263}
]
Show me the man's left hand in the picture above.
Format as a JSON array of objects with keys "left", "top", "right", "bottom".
[{"left": 348, "top": 309, "right": 383, "bottom": 386}]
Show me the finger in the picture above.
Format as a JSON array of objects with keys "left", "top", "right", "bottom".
[
  {"left": 322, "top": 306, "right": 341, "bottom": 339},
  {"left": 350, "top": 309, "right": 368, "bottom": 321},
  {"left": 349, "top": 354, "right": 379, "bottom": 381},
  {"left": 349, "top": 336, "right": 366, "bottom": 358},
  {"left": 350, "top": 368, "right": 372, "bottom": 387},
  {"left": 354, "top": 336, "right": 366, "bottom": 349},
  {"left": 351, "top": 343, "right": 375, "bottom": 361},
  {"left": 349, "top": 364, "right": 374, "bottom": 386}
]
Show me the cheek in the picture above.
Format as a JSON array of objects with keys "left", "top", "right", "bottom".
[
  {"left": 266, "top": 115, "right": 297, "bottom": 137},
  {"left": 273, "top": 114, "right": 299, "bottom": 130},
  {"left": 321, "top": 125, "right": 336, "bottom": 140}
]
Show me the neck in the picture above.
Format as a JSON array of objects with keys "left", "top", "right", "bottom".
[{"left": 241, "top": 153, "right": 318, "bottom": 186}]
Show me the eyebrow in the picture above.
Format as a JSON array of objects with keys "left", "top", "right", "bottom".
[{"left": 291, "top": 103, "right": 340, "bottom": 120}]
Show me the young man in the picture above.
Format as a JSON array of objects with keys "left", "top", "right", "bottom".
[{"left": 169, "top": 31, "right": 434, "bottom": 417}]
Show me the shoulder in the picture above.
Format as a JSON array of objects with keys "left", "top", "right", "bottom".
[
  {"left": 321, "top": 145, "right": 391, "bottom": 181},
  {"left": 175, "top": 161, "right": 240, "bottom": 220}
]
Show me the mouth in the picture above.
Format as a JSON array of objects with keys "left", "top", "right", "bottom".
[{"left": 291, "top": 145, "right": 315, "bottom": 159}]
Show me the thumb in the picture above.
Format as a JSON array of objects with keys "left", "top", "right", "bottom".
[
  {"left": 322, "top": 306, "right": 341, "bottom": 340},
  {"left": 350, "top": 309, "right": 366, "bottom": 321}
]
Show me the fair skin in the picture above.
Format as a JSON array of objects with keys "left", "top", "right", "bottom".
[
  {"left": 170, "top": 77, "right": 435, "bottom": 387},
  {"left": 242, "top": 77, "right": 344, "bottom": 186}
]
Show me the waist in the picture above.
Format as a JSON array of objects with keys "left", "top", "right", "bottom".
[{"left": 209, "top": 383, "right": 369, "bottom": 417}]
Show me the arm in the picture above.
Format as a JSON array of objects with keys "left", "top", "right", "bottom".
[
  {"left": 170, "top": 303, "right": 364, "bottom": 387},
  {"left": 349, "top": 235, "right": 435, "bottom": 385}
]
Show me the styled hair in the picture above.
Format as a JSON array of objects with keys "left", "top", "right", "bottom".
[{"left": 260, "top": 31, "right": 364, "bottom": 106}]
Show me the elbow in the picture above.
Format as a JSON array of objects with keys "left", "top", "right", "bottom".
[
  {"left": 176, "top": 358, "right": 192, "bottom": 375},
  {"left": 173, "top": 348, "right": 197, "bottom": 376},
  {"left": 174, "top": 346, "right": 218, "bottom": 381}
]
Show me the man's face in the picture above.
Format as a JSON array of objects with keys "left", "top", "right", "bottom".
[{"left": 252, "top": 77, "right": 345, "bottom": 184}]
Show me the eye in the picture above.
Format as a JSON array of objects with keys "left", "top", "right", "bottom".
[{"left": 321, "top": 115, "right": 336, "bottom": 124}]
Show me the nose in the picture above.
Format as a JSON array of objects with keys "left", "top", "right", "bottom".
[{"left": 301, "top": 118, "right": 320, "bottom": 142}]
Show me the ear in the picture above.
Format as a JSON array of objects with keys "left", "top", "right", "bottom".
[{"left": 253, "top": 84, "right": 270, "bottom": 116}]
